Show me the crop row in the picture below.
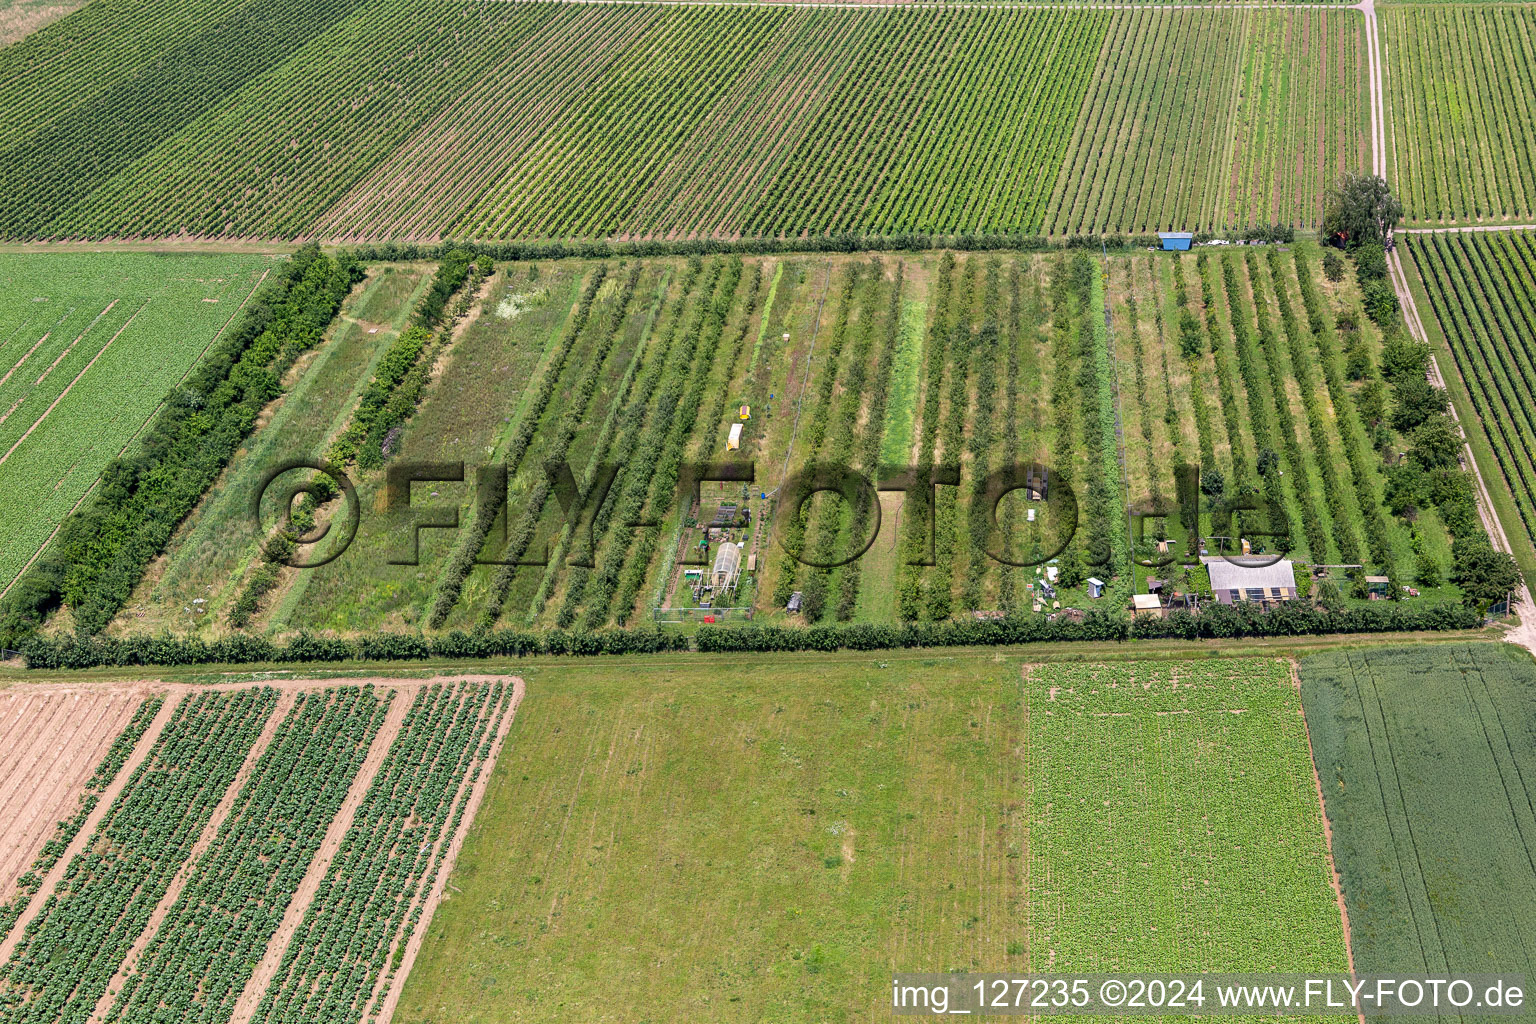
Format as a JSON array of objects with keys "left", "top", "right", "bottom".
[
  {"left": 1409, "top": 231, "right": 1536, "bottom": 558},
  {"left": 104, "top": 687, "right": 389, "bottom": 1024},
  {"left": 0, "top": 688, "right": 278, "bottom": 1023},
  {"left": 250, "top": 681, "right": 513, "bottom": 1024},
  {"left": 1047, "top": 9, "right": 1366, "bottom": 236},
  {"left": 1384, "top": 7, "right": 1536, "bottom": 224},
  {"left": 0, "top": 3, "right": 1374, "bottom": 243},
  {"left": 0, "top": 695, "right": 164, "bottom": 941}
]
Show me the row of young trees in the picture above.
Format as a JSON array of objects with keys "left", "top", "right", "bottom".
[
  {"left": 835, "top": 261, "right": 906, "bottom": 621},
  {"left": 13, "top": 598, "right": 1482, "bottom": 672},
  {"left": 897, "top": 255, "right": 953, "bottom": 620},
  {"left": 773, "top": 265, "right": 863, "bottom": 618},
  {"left": 432, "top": 262, "right": 625, "bottom": 627},
  {"left": 553, "top": 261, "right": 705, "bottom": 629}
]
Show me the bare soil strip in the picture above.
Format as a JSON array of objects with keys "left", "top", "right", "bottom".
[
  {"left": 369, "top": 678, "right": 525, "bottom": 1024},
  {"left": 0, "top": 691, "right": 140, "bottom": 895},
  {"left": 225, "top": 691, "right": 415, "bottom": 1024},
  {"left": 87, "top": 692, "right": 296, "bottom": 1023},
  {"left": 0, "top": 691, "right": 178, "bottom": 960}
]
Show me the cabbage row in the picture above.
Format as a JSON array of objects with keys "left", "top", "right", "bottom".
[
  {"left": 250, "top": 681, "right": 514, "bottom": 1024},
  {"left": 103, "top": 687, "right": 389, "bottom": 1024},
  {"left": 0, "top": 689, "right": 278, "bottom": 1023}
]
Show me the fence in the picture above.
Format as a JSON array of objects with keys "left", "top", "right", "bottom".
[{"left": 653, "top": 606, "right": 756, "bottom": 625}]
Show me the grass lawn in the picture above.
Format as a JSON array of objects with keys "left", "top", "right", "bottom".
[{"left": 395, "top": 653, "right": 1349, "bottom": 1023}]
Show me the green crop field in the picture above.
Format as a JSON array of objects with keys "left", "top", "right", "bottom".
[
  {"left": 0, "top": 3, "right": 1364, "bottom": 243},
  {"left": 1383, "top": 6, "right": 1536, "bottom": 226},
  {"left": 1300, "top": 643, "right": 1536, "bottom": 993},
  {"left": 0, "top": 252, "right": 273, "bottom": 594},
  {"left": 1403, "top": 230, "right": 1536, "bottom": 576},
  {"left": 0, "top": 679, "right": 519, "bottom": 1024},
  {"left": 394, "top": 655, "right": 1348, "bottom": 1023}
]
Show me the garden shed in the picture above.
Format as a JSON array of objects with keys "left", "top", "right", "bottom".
[{"left": 1205, "top": 558, "right": 1297, "bottom": 606}]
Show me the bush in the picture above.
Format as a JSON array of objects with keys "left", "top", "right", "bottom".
[
  {"left": 1360, "top": 276, "right": 1401, "bottom": 326},
  {"left": 1322, "top": 249, "right": 1345, "bottom": 282},
  {"left": 1409, "top": 414, "right": 1462, "bottom": 471},
  {"left": 1390, "top": 377, "right": 1447, "bottom": 433},
  {"left": 1353, "top": 242, "right": 1388, "bottom": 281}
]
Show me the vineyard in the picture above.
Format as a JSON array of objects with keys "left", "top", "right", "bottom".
[
  {"left": 1404, "top": 230, "right": 1536, "bottom": 575},
  {"left": 0, "top": 677, "right": 522, "bottom": 1024},
  {"left": 393, "top": 655, "right": 1350, "bottom": 1022},
  {"left": 1383, "top": 6, "right": 1536, "bottom": 225},
  {"left": 0, "top": 253, "right": 273, "bottom": 593},
  {"left": 1045, "top": 8, "right": 1368, "bottom": 236},
  {"left": 0, "top": 3, "right": 1366, "bottom": 242},
  {"left": 87, "top": 241, "right": 1471, "bottom": 647},
  {"left": 1300, "top": 644, "right": 1536, "bottom": 991}
]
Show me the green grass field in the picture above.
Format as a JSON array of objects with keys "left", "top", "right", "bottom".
[
  {"left": 1300, "top": 643, "right": 1536, "bottom": 1005},
  {"left": 393, "top": 653, "right": 1347, "bottom": 1023},
  {"left": 0, "top": 251, "right": 274, "bottom": 594}
]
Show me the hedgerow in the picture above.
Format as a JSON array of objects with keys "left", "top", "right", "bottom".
[
  {"left": 14, "top": 601, "right": 1481, "bottom": 672},
  {"left": 0, "top": 245, "right": 362, "bottom": 644}
]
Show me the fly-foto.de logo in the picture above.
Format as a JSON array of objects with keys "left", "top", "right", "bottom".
[{"left": 251, "top": 458, "right": 1290, "bottom": 570}]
